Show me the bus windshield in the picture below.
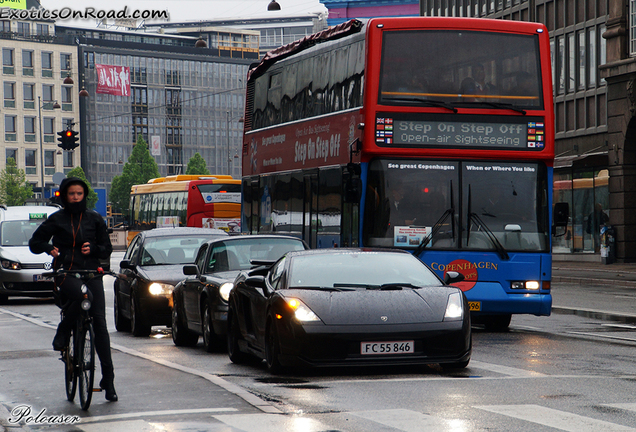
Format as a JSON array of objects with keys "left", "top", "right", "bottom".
[
  {"left": 379, "top": 30, "right": 543, "bottom": 110},
  {"left": 363, "top": 159, "right": 549, "bottom": 252}
]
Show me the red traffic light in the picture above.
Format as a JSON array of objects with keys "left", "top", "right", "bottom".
[
  {"left": 65, "top": 130, "right": 72, "bottom": 138},
  {"left": 54, "top": 190, "right": 61, "bottom": 197}
]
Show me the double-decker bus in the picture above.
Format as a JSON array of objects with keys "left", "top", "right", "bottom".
[
  {"left": 240, "top": 17, "right": 567, "bottom": 330},
  {"left": 127, "top": 175, "right": 241, "bottom": 243}
]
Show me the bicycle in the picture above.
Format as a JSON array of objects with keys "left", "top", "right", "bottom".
[{"left": 43, "top": 267, "right": 120, "bottom": 410}]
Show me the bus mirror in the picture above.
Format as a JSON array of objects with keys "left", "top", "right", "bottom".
[
  {"left": 552, "top": 202, "right": 569, "bottom": 237},
  {"left": 344, "top": 177, "right": 362, "bottom": 203},
  {"left": 553, "top": 202, "right": 569, "bottom": 226}
]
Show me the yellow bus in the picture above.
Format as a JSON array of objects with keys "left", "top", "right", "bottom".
[{"left": 127, "top": 175, "right": 241, "bottom": 244}]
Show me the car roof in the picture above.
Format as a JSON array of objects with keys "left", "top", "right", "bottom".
[
  {"left": 200, "top": 234, "right": 306, "bottom": 246},
  {"left": 284, "top": 248, "right": 410, "bottom": 258},
  {"left": 0, "top": 205, "right": 61, "bottom": 222},
  {"left": 140, "top": 227, "right": 228, "bottom": 239}
]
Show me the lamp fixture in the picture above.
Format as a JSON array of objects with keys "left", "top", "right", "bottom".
[{"left": 267, "top": 0, "right": 281, "bottom": 11}]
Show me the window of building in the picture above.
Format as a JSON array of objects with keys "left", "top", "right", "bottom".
[
  {"left": 23, "top": 83, "right": 34, "bottom": 100},
  {"left": 41, "top": 52, "right": 53, "bottom": 77},
  {"left": 62, "top": 86, "right": 72, "bottom": 103},
  {"left": 631, "top": 0, "right": 636, "bottom": 55},
  {"left": 3, "top": 48, "right": 14, "bottom": 74},
  {"left": 63, "top": 151, "right": 73, "bottom": 168},
  {"left": 61, "top": 53, "right": 71, "bottom": 71},
  {"left": 4, "top": 81, "right": 15, "bottom": 107},
  {"left": 1, "top": 21, "right": 10, "bottom": 32},
  {"left": 4, "top": 114, "right": 16, "bottom": 132},
  {"left": 24, "top": 116, "right": 35, "bottom": 134},
  {"left": 42, "top": 84, "right": 54, "bottom": 102},
  {"left": 36, "top": 24, "right": 49, "bottom": 35},
  {"left": 22, "top": 50, "right": 33, "bottom": 67},
  {"left": 25, "top": 149, "right": 36, "bottom": 175},
  {"left": 45, "top": 149, "right": 55, "bottom": 174},
  {"left": 6, "top": 148, "right": 17, "bottom": 164},
  {"left": 17, "top": 22, "right": 30, "bottom": 37}
]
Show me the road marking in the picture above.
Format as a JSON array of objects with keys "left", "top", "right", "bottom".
[
  {"left": 79, "top": 407, "right": 239, "bottom": 424},
  {"left": 350, "top": 409, "right": 451, "bottom": 431},
  {"left": 475, "top": 404, "right": 636, "bottom": 431},
  {"left": 214, "top": 413, "right": 329, "bottom": 432},
  {"left": 605, "top": 403, "right": 636, "bottom": 412},
  {"left": 469, "top": 360, "right": 547, "bottom": 377}
]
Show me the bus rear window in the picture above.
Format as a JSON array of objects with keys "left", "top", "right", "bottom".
[
  {"left": 196, "top": 184, "right": 242, "bottom": 204},
  {"left": 379, "top": 30, "right": 543, "bottom": 110}
]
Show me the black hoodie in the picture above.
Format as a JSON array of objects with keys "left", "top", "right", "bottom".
[{"left": 29, "top": 177, "right": 112, "bottom": 270}]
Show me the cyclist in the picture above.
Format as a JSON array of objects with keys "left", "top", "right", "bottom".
[{"left": 29, "top": 177, "right": 117, "bottom": 402}]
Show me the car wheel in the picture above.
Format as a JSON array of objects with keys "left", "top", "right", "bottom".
[
  {"left": 483, "top": 314, "right": 511, "bottom": 332},
  {"left": 265, "top": 319, "right": 283, "bottom": 374},
  {"left": 202, "top": 302, "right": 220, "bottom": 353},
  {"left": 227, "top": 309, "right": 248, "bottom": 364},
  {"left": 130, "top": 293, "right": 151, "bottom": 337},
  {"left": 172, "top": 302, "right": 198, "bottom": 347},
  {"left": 113, "top": 289, "right": 131, "bottom": 332}
]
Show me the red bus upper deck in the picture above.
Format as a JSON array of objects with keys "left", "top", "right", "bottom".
[{"left": 241, "top": 17, "right": 562, "bottom": 330}]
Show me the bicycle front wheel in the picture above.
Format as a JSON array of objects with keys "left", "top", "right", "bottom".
[
  {"left": 78, "top": 322, "right": 96, "bottom": 410},
  {"left": 64, "top": 327, "right": 77, "bottom": 401}
]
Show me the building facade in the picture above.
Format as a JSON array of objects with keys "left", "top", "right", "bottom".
[
  {"left": 53, "top": 25, "right": 258, "bottom": 195},
  {"left": 1, "top": 19, "right": 81, "bottom": 201}
]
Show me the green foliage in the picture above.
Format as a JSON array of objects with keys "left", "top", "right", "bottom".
[
  {"left": 185, "top": 152, "right": 210, "bottom": 175},
  {"left": 109, "top": 135, "right": 160, "bottom": 217},
  {"left": 65, "top": 166, "right": 98, "bottom": 209},
  {"left": 0, "top": 158, "right": 33, "bottom": 206}
]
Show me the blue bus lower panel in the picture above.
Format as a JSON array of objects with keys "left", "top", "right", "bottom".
[
  {"left": 417, "top": 251, "right": 552, "bottom": 317},
  {"left": 462, "top": 282, "right": 552, "bottom": 316}
]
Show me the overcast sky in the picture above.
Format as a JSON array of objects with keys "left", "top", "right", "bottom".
[{"left": 39, "top": 0, "right": 328, "bottom": 27}]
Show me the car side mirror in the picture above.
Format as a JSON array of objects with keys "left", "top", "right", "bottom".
[
  {"left": 119, "top": 259, "right": 134, "bottom": 270},
  {"left": 444, "top": 271, "right": 465, "bottom": 285},
  {"left": 183, "top": 264, "right": 199, "bottom": 276},
  {"left": 245, "top": 275, "right": 266, "bottom": 289}
]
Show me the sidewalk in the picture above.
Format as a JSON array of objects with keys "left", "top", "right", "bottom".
[{"left": 551, "top": 257, "right": 636, "bottom": 323}]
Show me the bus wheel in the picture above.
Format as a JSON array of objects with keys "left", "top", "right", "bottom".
[{"left": 483, "top": 314, "right": 511, "bottom": 332}]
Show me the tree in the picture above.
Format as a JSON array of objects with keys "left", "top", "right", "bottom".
[
  {"left": 109, "top": 135, "right": 160, "bottom": 217},
  {"left": 65, "top": 166, "right": 98, "bottom": 209},
  {"left": 185, "top": 152, "right": 210, "bottom": 175},
  {"left": 0, "top": 158, "right": 33, "bottom": 206}
]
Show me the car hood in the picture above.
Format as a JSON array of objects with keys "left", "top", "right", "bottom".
[
  {"left": 135, "top": 265, "right": 191, "bottom": 285},
  {"left": 0, "top": 246, "right": 52, "bottom": 264},
  {"left": 283, "top": 286, "right": 456, "bottom": 325}
]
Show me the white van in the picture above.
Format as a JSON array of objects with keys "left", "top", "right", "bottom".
[{"left": 0, "top": 205, "right": 61, "bottom": 303}]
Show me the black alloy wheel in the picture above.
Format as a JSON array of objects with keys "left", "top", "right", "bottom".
[
  {"left": 265, "top": 319, "right": 283, "bottom": 374},
  {"left": 113, "top": 289, "right": 131, "bottom": 332},
  {"left": 202, "top": 302, "right": 220, "bottom": 353},
  {"left": 227, "top": 309, "right": 248, "bottom": 364},
  {"left": 130, "top": 292, "right": 151, "bottom": 337},
  {"left": 171, "top": 300, "right": 198, "bottom": 347}
]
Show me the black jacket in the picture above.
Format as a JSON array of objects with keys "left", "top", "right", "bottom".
[{"left": 29, "top": 208, "right": 112, "bottom": 270}]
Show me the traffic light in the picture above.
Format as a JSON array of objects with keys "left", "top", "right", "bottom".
[
  {"left": 49, "top": 189, "right": 61, "bottom": 205},
  {"left": 57, "top": 129, "right": 79, "bottom": 151}
]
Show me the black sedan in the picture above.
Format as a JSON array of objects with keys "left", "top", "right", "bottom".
[
  {"left": 227, "top": 248, "right": 471, "bottom": 373},
  {"left": 171, "top": 235, "right": 308, "bottom": 352},
  {"left": 114, "top": 227, "right": 227, "bottom": 336}
]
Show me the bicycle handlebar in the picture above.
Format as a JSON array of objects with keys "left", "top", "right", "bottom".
[{"left": 42, "top": 267, "right": 127, "bottom": 281}]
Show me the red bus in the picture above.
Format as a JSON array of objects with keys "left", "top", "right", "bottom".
[
  {"left": 127, "top": 175, "right": 241, "bottom": 243},
  {"left": 241, "top": 17, "right": 566, "bottom": 330}
]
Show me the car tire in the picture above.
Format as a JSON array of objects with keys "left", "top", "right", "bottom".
[
  {"left": 130, "top": 293, "right": 151, "bottom": 337},
  {"left": 483, "top": 314, "right": 511, "bottom": 332},
  {"left": 227, "top": 309, "right": 248, "bottom": 364},
  {"left": 202, "top": 302, "right": 220, "bottom": 353},
  {"left": 265, "top": 319, "right": 283, "bottom": 374},
  {"left": 113, "top": 289, "right": 131, "bottom": 332},
  {"left": 172, "top": 301, "right": 198, "bottom": 347},
  {"left": 0, "top": 293, "right": 7, "bottom": 304}
]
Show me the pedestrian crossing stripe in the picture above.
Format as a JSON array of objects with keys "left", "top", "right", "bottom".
[
  {"left": 474, "top": 404, "right": 636, "bottom": 431},
  {"left": 213, "top": 413, "right": 329, "bottom": 432}
]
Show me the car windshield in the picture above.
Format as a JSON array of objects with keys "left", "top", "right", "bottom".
[
  {"left": 205, "top": 238, "right": 306, "bottom": 273},
  {"left": 1, "top": 220, "right": 44, "bottom": 246},
  {"left": 288, "top": 252, "right": 440, "bottom": 289},
  {"left": 141, "top": 235, "right": 214, "bottom": 266}
]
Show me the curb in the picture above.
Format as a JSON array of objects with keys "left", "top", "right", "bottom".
[
  {"left": 552, "top": 306, "right": 636, "bottom": 324},
  {"left": 552, "top": 276, "right": 636, "bottom": 288}
]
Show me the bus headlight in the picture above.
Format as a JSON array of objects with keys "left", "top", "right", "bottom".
[
  {"left": 148, "top": 282, "right": 174, "bottom": 296},
  {"left": 219, "top": 282, "right": 234, "bottom": 302},
  {"left": 511, "top": 281, "right": 540, "bottom": 290}
]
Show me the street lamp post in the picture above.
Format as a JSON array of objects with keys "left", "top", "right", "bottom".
[
  {"left": 38, "top": 96, "right": 60, "bottom": 204},
  {"left": 226, "top": 111, "right": 244, "bottom": 177}
]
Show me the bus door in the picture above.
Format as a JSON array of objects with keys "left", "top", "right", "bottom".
[
  {"left": 304, "top": 173, "right": 318, "bottom": 248},
  {"left": 249, "top": 179, "right": 259, "bottom": 234}
]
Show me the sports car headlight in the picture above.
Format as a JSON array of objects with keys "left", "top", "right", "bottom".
[
  {"left": 1, "top": 259, "right": 21, "bottom": 270},
  {"left": 219, "top": 282, "right": 234, "bottom": 302},
  {"left": 148, "top": 282, "right": 174, "bottom": 296},
  {"left": 286, "top": 298, "right": 320, "bottom": 322},
  {"left": 444, "top": 292, "right": 464, "bottom": 320}
]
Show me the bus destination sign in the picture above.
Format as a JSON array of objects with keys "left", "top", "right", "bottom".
[{"left": 375, "top": 115, "right": 545, "bottom": 150}]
